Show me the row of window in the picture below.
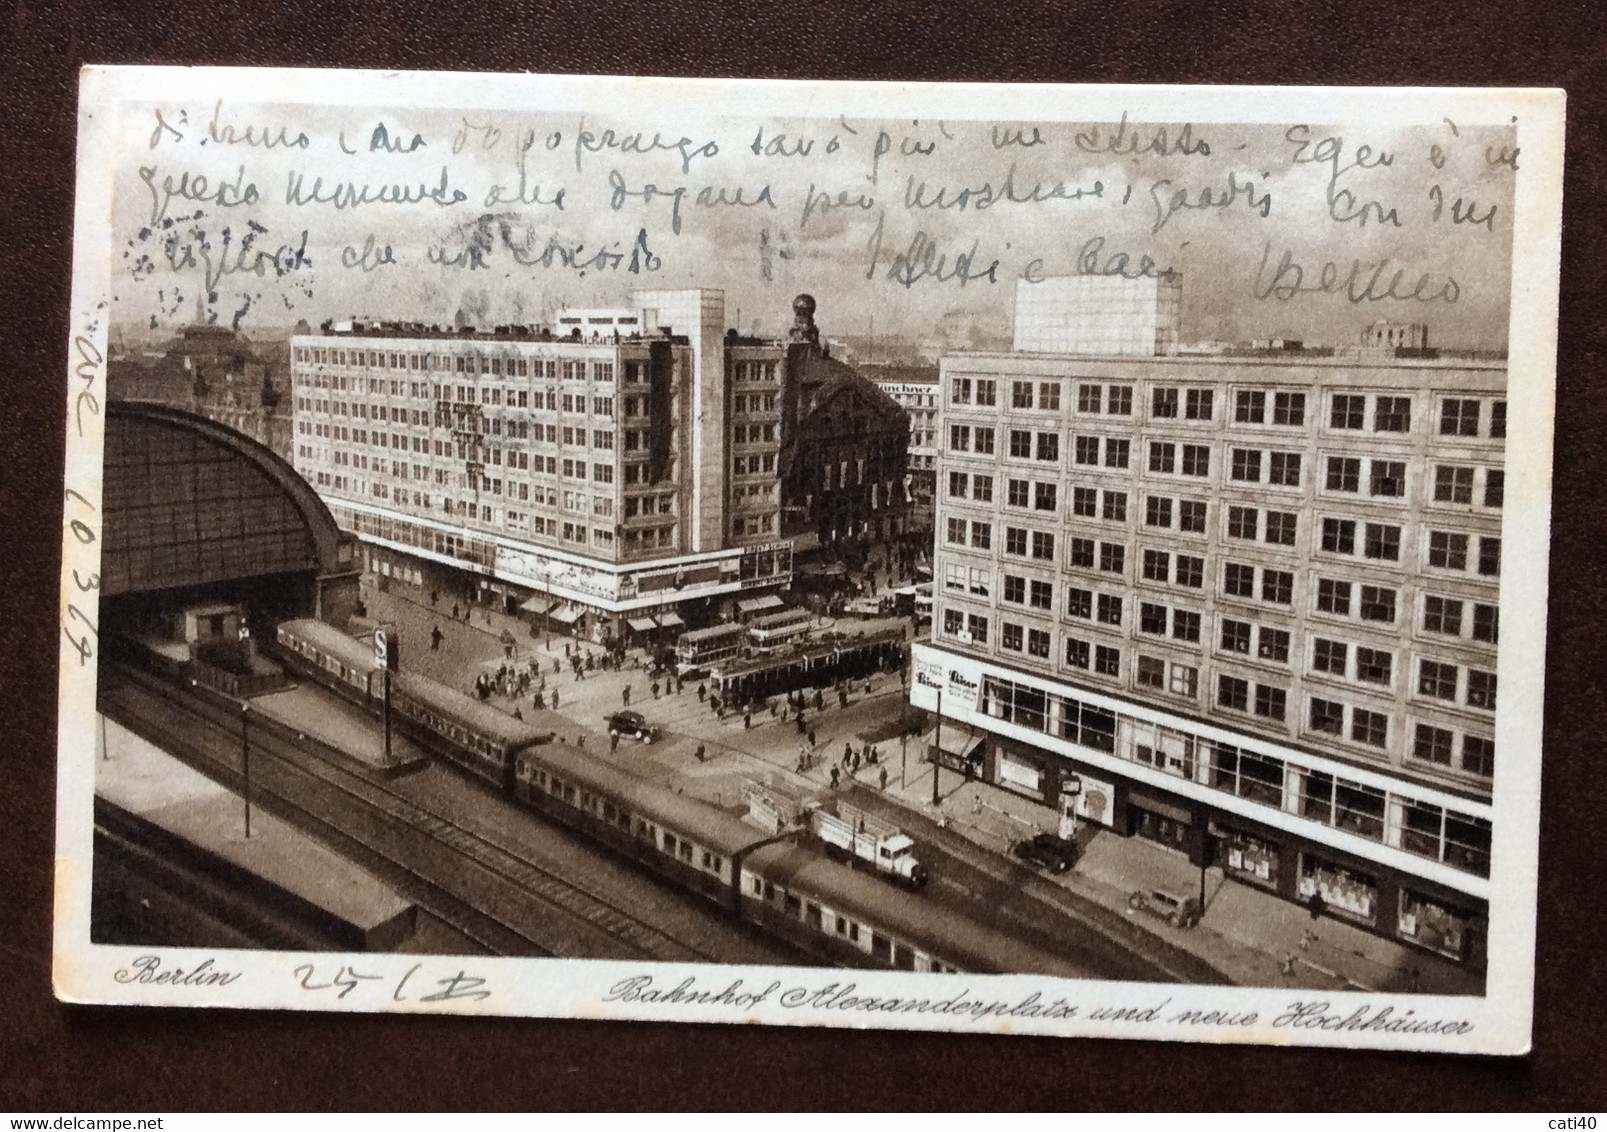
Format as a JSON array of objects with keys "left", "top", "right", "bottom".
[
  {"left": 296, "top": 349, "right": 628, "bottom": 382},
  {"left": 948, "top": 377, "right": 1505, "bottom": 440}
]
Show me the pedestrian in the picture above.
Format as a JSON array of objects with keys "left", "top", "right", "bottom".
[
  {"left": 565, "top": 642, "right": 571, "bottom": 658},
  {"left": 623, "top": 685, "right": 632, "bottom": 707},
  {"left": 795, "top": 714, "right": 806, "bottom": 735},
  {"left": 695, "top": 743, "right": 707, "bottom": 763},
  {"left": 838, "top": 688, "right": 848, "bottom": 709},
  {"left": 814, "top": 689, "right": 824, "bottom": 712},
  {"left": 452, "top": 602, "right": 460, "bottom": 620},
  {"left": 972, "top": 792, "right": 983, "bottom": 815},
  {"left": 697, "top": 683, "right": 707, "bottom": 703},
  {"left": 843, "top": 742, "right": 853, "bottom": 765},
  {"left": 430, "top": 590, "right": 438, "bottom": 607},
  {"left": 651, "top": 681, "right": 660, "bottom": 700},
  {"left": 513, "top": 706, "right": 523, "bottom": 720},
  {"left": 431, "top": 625, "right": 443, "bottom": 652},
  {"left": 879, "top": 767, "right": 888, "bottom": 791},
  {"left": 743, "top": 711, "right": 751, "bottom": 730},
  {"left": 576, "top": 734, "right": 585, "bottom": 749},
  {"left": 830, "top": 766, "right": 840, "bottom": 789},
  {"left": 553, "top": 658, "right": 561, "bottom": 675},
  {"left": 610, "top": 733, "right": 619, "bottom": 753},
  {"left": 808, "top": 728, "right": 816, "bottom": 749},
  {"left": 1307, "top": 892, "right": 1327, "bottom": 921},
  {"left": 550, "top": 689, "right": 559, "bottom": 710},
  {"left": 533, "top": 690, "right": 545, "bottom": 710}
]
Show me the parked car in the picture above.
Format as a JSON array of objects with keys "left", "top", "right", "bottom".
[
  {"left": 1128, "top": 887, "right": 1202, "bottom": 928},
  {"left": 606, "top": 710, "right": 659, "bottom": 744},
  {"left": 1011, "top": 833, "right": 1078, "bottom": 874}
]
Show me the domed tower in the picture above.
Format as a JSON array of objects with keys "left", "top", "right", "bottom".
[{"left": 789, "top": 293, "right": 820, "bottom": 347}]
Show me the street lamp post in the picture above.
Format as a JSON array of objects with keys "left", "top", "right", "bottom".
[
  {"left": 931, "top": 687, "right": 942, "bottom": 806},
  {"left": 240, "top": 701, "right": 252, "bottom": 839}
]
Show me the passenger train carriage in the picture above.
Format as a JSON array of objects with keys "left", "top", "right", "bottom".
[{"left": 272, "top": 618, "right": 1098, "bottom": 980}]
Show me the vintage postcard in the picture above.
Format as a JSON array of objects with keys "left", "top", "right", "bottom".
[{"left": 55, "top": 67, "right": 1563, "bottom": 1053}]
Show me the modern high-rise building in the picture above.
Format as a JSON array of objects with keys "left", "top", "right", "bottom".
[
  {"left": 289, "top": 291, "right": 909, "bottom": 641},
  {"left": 913, "top": 281, "right": 1502, "bottom": 969}
]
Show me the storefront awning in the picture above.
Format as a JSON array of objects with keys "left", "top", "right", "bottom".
[
  {"left": 923, "top": 728, "right": 984, "bottom": 762},
  {"left": 736, "top": 594, "right": 785, "bottom": 615},
  {"left": 548, "top": 604, "right": 584, "bottom": 625},
  {"left": 518, "top": 595, "right": 557, "bottom": 614},
  {"left": 655, "top": 611, "right": 686, "bottom": 629},
  {"left": 1129, "top": 791, "right": 1193, "bottom": 825},
  {"left": 626, "top": 616, "right": 658, "bottom": 632}
]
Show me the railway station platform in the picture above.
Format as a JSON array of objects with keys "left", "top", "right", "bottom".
[
  {"left": 95, "top": 717, "right": 418, "bottom": 951},
  {"left": 251, "top": 683, "right": 430, "bottom": 776}
]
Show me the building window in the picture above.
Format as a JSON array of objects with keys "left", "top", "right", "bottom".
[
  {"left": 948, "top": 471, "right": 969, "bottom": 498},
  {"left": 1218, "top": 675, "right": 1249, "bottom": 712},
  {"left": 1094, "top": 645, "right": 1121, "bottom": 675},
  {"left": 1265, "top": 511, "right": 1297, "bottom": 546},
  {"left": 1434, "top": 465, "right": 1474, "bottom": 504},
  {"left": 1010, "top": 429, "right": 1033, "bottom": 458},
  {"left": 1413, "top": 724, "right": 1455, "bottom": 765},
  {"left": 1006, "top": 527, "right": 1028, "bottom": 556},
  {"left": 1429, "top": 530, "right": 1469, "bottom": 570},
  {"left": 1109, "top": 386, "right": 1133, "bottom": 415},
  {"left": 1310, "top": 698, "right": 1345, "bottom": 735},
  {"left": 1478, "top": 536, "right": 1501, "bottom": 576},
  {"left": 1003, "top": 575, "right": 1026, "bottom": 604},
  {"left": 1037, "top": 432, "right": 1060, "bottom": 462},
  {"left": 1140, "top": 602, "right": 1168, "bottom": 635},
  {"left": 1473, "top": 603, "right": 1499, "bottom": 643},
  {"left": 1273, "top": 391, "right": 1306, "bottom": 427},
  {"left": 1424, "top": 596, "right": 1464, "bottom": 635},
  {"left": 1027, "top": 628, "right": 1051, "bottom": 658},
  {"left": 1105, "top": 439, "right": 1131, "bottom": 468},
  {"left": 1097, "top": 541, "right": 1122, "bottom": 571},
  {"left": 1030, "top": 580, "right": 1053, "bottom": 609},
  {"left": 975, "top": 427, "right": 996, "bottom": 454},
  {"left": 971, "top": 521, "right": 992, "bottom": 549},
  {"left": 1258, "top": 627, "right": 1290, "bottom": 663},
  {"left": 1351, "top": 709, "right": 1388, "bottom": 748},
  {"left": 1173, "top": 610, "right": 1202, "bottom": 643},
  {"left": 1008, "top": 478, "right": 1030, "bottom": 508},
  {"left": 1012, "top": 381, "right": 1035, "bottom": 409},
  {"left": 1326, "top": 456, "right": 1361, "bottom": 493},
  {"left": 1096, "top": 594, "right": 1122, "bottom": 626},
  {"left": 1073, "top": 487, "right": 1098, "bottom": 517},
  {"left": 1224, "top": 563, "right": 1256, "bottom": 598},
  {"left": 1235, "top": 390, "right": 1266, "bottom": 424},
  {"left": 949, "top": 425, "right": 971, "bottom": 451},
  {"left": 976, "top": 379, "right": 997, "bottom": 406},
  {"left": 1268, "top": 452, "right": 1301, "bottom": 486},
  {"left": 1153, "top": 388, "right": 1179, "bottom": 419},
  {"left": 1145, "top": 496, "right": 1172, "bottom": 527},
  {"left": 1069, "top": 537, "right": 1095, "bottom": 568},
  {"left": 1462, "top": 735, "right": 1495, "bottom": 776},
  {"left": 1364, "top": 523, "right": 1401, "bottom": 561},
  {"left": 1175, "top": 555, "right": 1204, "bottom": 587},
  {"left": 1231, "top": 449, "right": 1262, "bottom": 482},
  {"left": 1169, "top": 663, "right": 1199, "bottom": 697},
  {"left": 1254, "top": 684, "right": 1287, "bottom": 720},
  {"left": 1065, "top": 638, "right": 1090, "bottom": 668},
  {"left": 1375, "top": 396, "right": 1412, "bottom": 432},
  {"left": 1467, "top": 669, "right": 1498, "bottom": 710},
  {"left": 1228, "top": 506, "right": 1258, "bottom": 540},
  {"left": 1331, "top": 394, "right": 1366, "bottom": 429},
  {"left": 1261, "top": 569, "right": 1293, "bottom": 604},
  {"left": 1221, "top": 619, "right": 1252, "bottom": 654},
  {"left": 1490, "top": 401, "right": 1507, "bottom": 439},
  {"left": 1322, "top": 517, "right": 1356, "bottom": 554},
  {"left": 1182, "top": 444, "right": 1211, "bottom": 477},
  {"left": 1035, "top": 482, "right": 1057, "bottom": 511},
  {"left": 1149, "top": 442, "right": 1175, "bottom": 474},
  {"left": 1356, "top": 647, "right": 1393, "bottom": 685},
  {"left": 943, "top": 608, "right": 965, "bottom": 636},
  {"left": 1317, "top": 579, "right": 1351, "bottom": 615},
  {"left": 1074, "top": 436, "right": 1100, "bottom": 466},
  {"left": 945, "top": 517, "right": 967, "bottom": 545},
  {"left": 967, "top": 614, "right": 989, "bottom": 644},
  {"left": 1484, "top": 470, "right": 1505, "bottom": 508},
  {"left": 1369, "top": 460, "right": 1406, "bottom": 497},
  {"left": 1138, "top": 655, "right": 1166, "bottom": 688},
  {"left": 973, "top": 474, "right": 994, "bottom": 502},
  {"left": 1067, "top": 587, "right": 1093, "bottom": 619},
  {"left": 1313, "top": 638, "right": 1347, "bottom": 674},
  {"left": 950, "top": 377, "right": 972, "bottom": 404},
  {"left": 1441, "top": 399, "right": 1481, "bottom": 436},
  {"left": 1102, "top": 491, "right": 1127, "bottom": 521},
  {"left": 1077, "top": 383, "right": 1101, "bottom": 412},
  {"left": 1039, "top": 381, "right": 1061, "bottom": 411},
  {"left": 1359, "top": 585, "right": 1396, "bottom": 622},
  {"left": 1142, "top": 549, "right": 1170, "bottom": 582},
  {"left": 1186, "top": 389, "right": 1214, "bottom": 420},
  {"left": 1418, "top": 660, "right": 1459, "bottom": 700},
  {"left": 1179, "top": 501, "right": 1207, "bottom": 533},
  {"left": 1001, "top": 623, "right": 1024, "bottom": 652}
]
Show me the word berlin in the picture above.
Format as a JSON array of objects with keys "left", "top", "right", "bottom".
[{"left": 603, "top": 975, "right": 1079, "bottom": 1021}]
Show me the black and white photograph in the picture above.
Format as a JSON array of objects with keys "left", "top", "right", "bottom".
[{"left": 54, "top": 68, "right": 1563, "bottom": 1053}]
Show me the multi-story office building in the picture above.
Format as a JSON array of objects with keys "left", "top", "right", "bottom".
[
  {"left": 915, "top": 292, "right": 1503, "bottom": 967},
  {"left": 289, "top": 289, "right": 792, "bottom": 642},
  {"left": 868, "top": 367, "right": 941, "bottom": 525}
]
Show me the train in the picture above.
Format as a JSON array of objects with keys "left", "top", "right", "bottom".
[{"left": 272, "top": 618, "right": 1089, "bottom": 978}]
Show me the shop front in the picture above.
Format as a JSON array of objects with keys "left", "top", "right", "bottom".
[
  {"left": 1397, "top": 888, "right": 1481, "bottom": 964},
  {"left": 1129, "top": 790, "right": 1193, "bottom": 855},
  {"left": 1209, "top": 820, "right": 1282, "bottom": 889},
  {"left": 1297, "top": 852, "right": 1379, "bottom": 925}
]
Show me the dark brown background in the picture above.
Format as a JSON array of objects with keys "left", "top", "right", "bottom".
[{"left": 3, "top": 0, "right": 1604, "bottom": 1110}]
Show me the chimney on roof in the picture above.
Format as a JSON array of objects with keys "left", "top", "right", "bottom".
[{"left": 789, "top": 293, "right": 820, "bottom": 348}]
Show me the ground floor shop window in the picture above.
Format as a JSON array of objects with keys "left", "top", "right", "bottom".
[
  {"left": 1133, "top": 805, "right": 1190, "bottom": 853},
  {"left": 1298, "top": 854, "right": 1378, "bottom": 924},
  {"left": 1397, "top": 890, "right": 1473, "bottom": 960},
  {"left": 1215, "top": 824, "right": 1280, "bottom": 887}
]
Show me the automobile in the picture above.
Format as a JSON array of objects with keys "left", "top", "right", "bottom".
[
  {"left": 1127, "top": 887, "right": 1203, "bottom": 929},
  {"left": 606, "top": 710, "right": 659, "bottom": 744},
  {"left": 1010, "top": 833, "right": 1078, "bottom": 874},
  {"left": 844, "top": 595, "right": 892, "bottom": 618}
]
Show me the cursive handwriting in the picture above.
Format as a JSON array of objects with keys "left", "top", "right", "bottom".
[
  {"left": 285, "top": 166, "right": 467, "bottom": 210},
  {"left": 1075, "top": 112, "right": 1211, "bottom": 157},
  {"left": 115, "top": 954, "right": 242, "bottom": 987},
  {"left": 1253, "top": 242, "right": 1460, "bottom": 305}
]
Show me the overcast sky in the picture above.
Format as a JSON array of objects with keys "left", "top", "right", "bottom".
[{"left": 111, "top": 95, "right": 1517, "bottom": 350}]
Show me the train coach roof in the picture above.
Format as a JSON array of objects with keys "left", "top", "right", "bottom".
[
  {"left": 741, "top": 842, "right": 1090, "bottom": 980},
  {"left": 278, "top": 619, "right": 550, "bottom": 750},
  {"left": 525, "top": 743, "right": 768, "bottom": 857},
  {"left": 393, "top": 669, "right": 554, "bottom": 750}
]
